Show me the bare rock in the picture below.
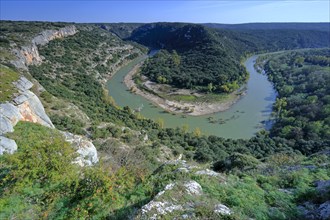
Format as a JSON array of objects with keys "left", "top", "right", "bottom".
[
  {"left": 16, "top": 90, "right": 54, "bottom": 128},
  {"left": 319, "top": 201, "right": 330, "bottom": 220},
  {"left": 61, "top": 131, "right": 98, "bottom": 166},
  {"left": 32, "top": 26, "right": 77, "bottom": 46},
  {"left": 13, "top": 94, "right": 29, "bottom": 105},
  {"left": 214, "top": 204, "right": 232, "bottom": 215},
  {"left": 195, "top": 169, "right": 222, "bottom": 177},
  {"left": 0, "top": 116, "right": 14, "bottom": 135},
  {"left": 13, "top": 76, "right": 34, "bottom": 92},
  {"left": 0, "top": 102, "right": 23, "bottom": 125},
  {"left": 298, "top": 201, "right": 330, "bottom": 220},
  {"left": 140, "top": 201, "right": 183, "bottom": 219},
  {"left": 315, "top": 180, "right": 330, "bottom": 193},
  {"left": 0, "top": 136, "right": 17, "bottom": 154},
  {"left": 183, "top": 180, "right": 203, "bottom": 196},
  {"left": 11, "top": 25, "right": 77, "bottom": 69}
]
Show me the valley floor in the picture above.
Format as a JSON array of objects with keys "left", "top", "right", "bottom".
[{"left": 124, "top": 60, "right": 245, "bottom": 116}]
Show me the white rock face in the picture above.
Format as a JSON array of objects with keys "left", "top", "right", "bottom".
[
  {"left": 0, "top": 102, "right": 23, "bottom": 126},
  {"left": 141, "top": 201, "right": 183, "bottom": 216},
  {"left": 0, "top": 136, "right": 17, "bottom": 154},
  {"left": 0, "top": 76, "right": 54, "bottom": 155},
  {"left": 11, "top": 25, "right": 77, "bottom": 70},
  {"left": 0, "top": 115, "right": 14, "bottom": 135},
  {"left": 32, "top": 26, "right": 77, "bottom": 46},
  {"left": 183, "top": 180, "right": 203, "bottom": 196},
  {"left": 61, "top": 132, "right": 98, "bottom": 166},
  {"left": 13, "top": 76, "right": 34, "bottom": 92},
  {"left": 16, "top": 90, "right": 54, "bottom": 128},
  {"left": 214, "top": 204, "right": 232, "bottom": 215}
]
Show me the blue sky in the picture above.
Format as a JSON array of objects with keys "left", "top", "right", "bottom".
[{"left": 1, "top": 1, "right": 329, "bottom": 24}]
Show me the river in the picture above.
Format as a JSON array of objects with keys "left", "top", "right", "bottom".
[{"left": 107, "top": 54, "right": 276, "bottom": 139}]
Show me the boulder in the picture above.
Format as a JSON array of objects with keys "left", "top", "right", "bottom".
[
  {"left": 214, "top": 204, "right": 232, "bottom": 215},
  {"left": 0, "top": 136, "right": 17, "bottom": 154},
  {"left": 61, "top": 131, "right": 98, "bottom": 166},
  {"left": 183, "top": 180, "right": 203, "bottom": 196}
]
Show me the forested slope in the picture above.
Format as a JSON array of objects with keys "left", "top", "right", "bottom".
[
  {"left": 123, "top": 22, "right": 330, "bottom": 92},
  {"left": 128, "top": 23, "right": 248, "bottom": 92}
]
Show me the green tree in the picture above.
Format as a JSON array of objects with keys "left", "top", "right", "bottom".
[{"left": 207, "top": 82, "right": 214, "bottom": 93}]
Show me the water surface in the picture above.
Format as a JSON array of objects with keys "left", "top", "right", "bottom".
[{"left": 107, "top": 55, "right": 276, "bottom": 139}]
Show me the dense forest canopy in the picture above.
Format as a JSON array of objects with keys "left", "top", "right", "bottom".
[
  {"left": 128, "top": 23, "right": 248, "bottom": 92},
  {"left": 258, "top": 49, "right": 330, "bottom": 154}
]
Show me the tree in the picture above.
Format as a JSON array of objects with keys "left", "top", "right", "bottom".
[
  {"left": 207, "top": 83, "right": 214, "bottom": 93},
  {"left": 274, "top": 98, "right": 287, "bottom": 118},
  {"left": 156, "top": 118, "right": 164, "bottom": 128},
  {"left": 172, "top": 50, "right": 181, "bottom": 66},
  {"left": 194, "top": 127, "right": 202, "bottom": 137},
  {"left": 181, "top": 124, "right": 189, "bottom": 133}
]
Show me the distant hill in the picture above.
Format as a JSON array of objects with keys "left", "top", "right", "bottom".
[
  {"left": 203, "top": 22, "right": 330, "bottom": 32},
  {"left": 120, "top": 22, "right": 330, "bottom": 92},
  {"left": 98, "top": 23, "right": 143, "bottom": 39}
]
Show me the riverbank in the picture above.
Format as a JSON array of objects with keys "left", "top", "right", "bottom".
[{"left": 124, "top": 61, "right": 246, "bottom": 116}]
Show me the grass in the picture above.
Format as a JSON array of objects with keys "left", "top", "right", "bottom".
[
  {"left": 165, "top": 94, "right": 197, "bottom": 102},
  {"left": 165, "top": 92, "right": 237, "bottom": 104},
  {"left": 0, "top": 65, "right": 20, "bottom": 102}
]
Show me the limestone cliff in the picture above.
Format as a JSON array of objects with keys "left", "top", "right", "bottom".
[
  {"left": 11, "top": 25, "right": 77, "bottom": 70},
  {"left": 1, "top": 25, "right": 98, "bottom": 166}
]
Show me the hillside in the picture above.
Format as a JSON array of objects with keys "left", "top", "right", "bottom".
[
  {"left": 0, "top": 21, "right": 329, "bottom": 219},
  {"left": 121, "top": 22, "right": 330, "bottom": 93},
  {"left": 128, "top": 23, "right": 248, "bottom": 92},
  {"left": 203, "top": 22, "right": 330, "bottom": 31}
]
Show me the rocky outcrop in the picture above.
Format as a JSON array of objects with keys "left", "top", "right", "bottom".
[
  {"left": 299, "top": 201, "right": 330, "bottom": 220},
  {"left": 214, "top": 204, "right": 232, "bottom": 215},
  {"left": 0, "top": 136, "right": 18, "bottom": 154},
  {"left": 0, "top": 102, "right": 23, "bottom": 134},
  {"left": 298, "top": 180, "right": 330, "bottom": 220},
  {"left": 11, "top": 25, "right": 77, "bottom": 70},
  {"left": 0, "top": 76, "right": 53, "bottom": 155},
  {"left": 13, "top": 76, "right": 34, "bottom": 92},
  {"left": 136, "top": 179, "right": 232, "bottom": 219},
  {"left": 14, "top": 90, "right": 54, "bottom": 128},
  {"left": 32, "top": 26, "right": 77, "bottom": 46},
  {"left": 1, "top": 76, "right": 54, "bottom": 129},
  {"left": 61, "top": 131, "right": 98, "bottom": 166},
  {"left": 1, "top": 26, "right": 99, "bottom": 166}
]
